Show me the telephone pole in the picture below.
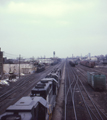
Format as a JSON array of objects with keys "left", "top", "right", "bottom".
[{"left": 19, "top": 55, "right": 21, "bottom": 78}]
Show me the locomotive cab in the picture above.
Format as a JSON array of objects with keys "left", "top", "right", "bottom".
[
  {"left": 30, "top": 79, "right": 57, "bottom": 114},
  {"left": 0, "top": 96, "right": 49, "bottom": 120},
  {"left": 41, "top": 78, "right": 58, "bottom": 95},
  {"left": 31, "top": 81, "right": 52, "bottom": 100}
]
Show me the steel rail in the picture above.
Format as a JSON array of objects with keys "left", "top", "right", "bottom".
[
  {"left": 73, "top": 67, "right": 107, "bottom": 120},
  {"left": 0, "top": 62, "right": 63, "bottom": 99},
  {"left": 68, "top": 72, "right": 77, "bottom": 120},
  {"left": 0, "top": 62, "right": 64, "bottom": 115},
  {"left": 75, "top": 66, "right": 107, "bottom": 119},
  {"left": 65, "top": 61, "right": 77, "bottom": 120},
  {"left": 64, "top": 61, "right": 67, "bottom": 120},
  {"left": 71, "top": 67, "right": 93, "bottom": 120}
]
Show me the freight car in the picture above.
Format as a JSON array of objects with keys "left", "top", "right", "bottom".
[
  {"left": 87, "top": 72, "right": 106, "bottom": 90},
  {"left": 80, "top": 61, "right": 95, "bottom": 68},
  {"left": 69, "top": 61, "right": 75, "bottom": 67},
  {"left": 36, "top": 64, "right": 45, "bottom": 72},
  {"left": 0, "top": 96, "right": 49, "bottom": 120}
]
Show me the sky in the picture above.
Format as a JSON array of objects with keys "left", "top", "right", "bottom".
[{"left": 0, "top": 0, "right": 107, "bottom": 58}]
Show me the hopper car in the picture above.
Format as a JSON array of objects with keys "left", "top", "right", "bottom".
[
  {"left": 87, "top": 72, "right": 106, "bottom": 90},
  {"left": 80, "top": 61, "right": 95, "bottom": 68}
]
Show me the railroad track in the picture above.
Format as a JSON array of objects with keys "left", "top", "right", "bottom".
[
  {"left": 0, "top": 62, "right": 64, "bottom": 115},
  {"left": 77, "top": 64, "right": 107, "bottom": 76},
  {"left": 65, "top": 60, "right": 107, "bottom": 120},
  {"left": 65, "top": 62, "right": 77, "bottom": 120}
]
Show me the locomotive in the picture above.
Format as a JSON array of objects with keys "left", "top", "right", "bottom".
[
  {"left": 30, "top": 78, "right": 58, "bottom": 116},
  {"left": 0, "top": 96, "right": 49, "bottom": 120},
  {"left": 0, "top": 67, "right": 61, "bottom": 120},
  {"left": 69, "top": 61, "right": 75, "bottom": 67},
  {"left": 36, "top": 64, "right": 45, "bottom": 73},
  {"left": 45, "top": 72, "right": 60, "bottom": 88}
]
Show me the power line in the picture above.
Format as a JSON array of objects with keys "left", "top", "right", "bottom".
[
  {"left": 3, "top": 52, "right": 18, "bottom": 57},
  {"left": 3, "top": 52, "right": 28, "bottom": 59}
]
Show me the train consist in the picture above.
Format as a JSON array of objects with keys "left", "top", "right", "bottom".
[
  {"left": 51, "top": 58, "right": 61, "bottom": 66},
  {"left": 36, "top": 64, "right": 45, "bottom": 72},
  {"left": 0, "top": 68, "right": 61, "bottom": 120},
  {"left": 87, "top": 72, "right": 106, "bottom": 90},
  {"left": 80, "top": 60, "right": 95, "bottom": 68},
  {"left": 69, "top": 61, "right": 75, "bottom": 67}
]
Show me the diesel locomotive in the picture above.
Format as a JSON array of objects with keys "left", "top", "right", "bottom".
[
  {"left": 0, "top": 96, "right": 49, "bottom": 120},
  {"left": 0, "top": 67, "right": 61, "bottom": 120},
  {"left": 36, "top": 64, "right": 45, "bottom": 73},
  {"left": 69, "top": 61, "right": 75, "bottom": 67}
]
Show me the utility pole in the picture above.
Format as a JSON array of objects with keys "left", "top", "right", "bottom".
[{"left": 19, "top": 54, "right": 21, "bottom": 78}]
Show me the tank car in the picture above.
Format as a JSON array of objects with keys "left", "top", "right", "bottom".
[
  {"left": 87, "top": 72, "right": 106, "bottom": 90},
  {"left": 0, "top": 96, "right": 49, "bottom": 120}
]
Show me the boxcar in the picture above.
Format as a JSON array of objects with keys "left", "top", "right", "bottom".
[{"left": 87, "top": 72, "right": 106, "bottom": 90}]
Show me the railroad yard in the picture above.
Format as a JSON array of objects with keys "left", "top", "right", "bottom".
[
  {"left": 1, "top": 0, "right": 107, "bottom": 120},
  {"left": 0, "top": 59, "right": 107, "bottom": 120},
  {"left": 65, "top": 60, "right": 107, "bottom": 120}
]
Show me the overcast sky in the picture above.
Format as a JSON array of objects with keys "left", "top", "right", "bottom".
[{"left": 0, "top": 0, "right": 107, "bottom": 58}]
